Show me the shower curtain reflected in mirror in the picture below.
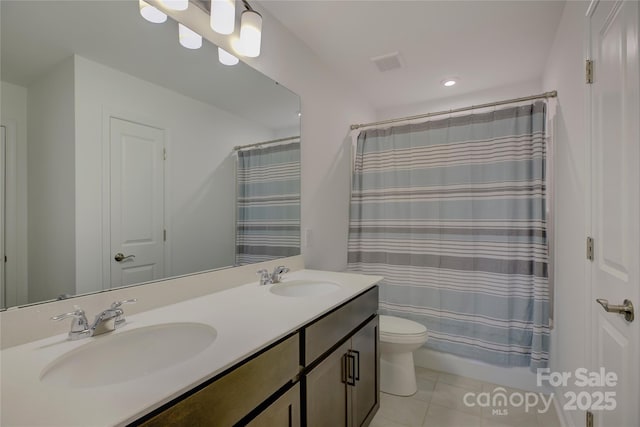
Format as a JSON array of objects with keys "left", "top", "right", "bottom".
[
  {"left": 235, "top": 141, "right": 301, "bottom": 266},
  {"left": 348, "top": 102, "right": 550, "bottom": 370}
]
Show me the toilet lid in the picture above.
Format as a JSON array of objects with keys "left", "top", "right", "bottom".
[{"left": 379, "top": 315, "right": 427, "bottom": 335}]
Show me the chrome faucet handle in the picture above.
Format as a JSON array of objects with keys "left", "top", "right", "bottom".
[
  {"left": 271, "top": 265, "right": 289, "bottom": 283},
  {"left": 51, "top": 306, "right": 90, "bottom": 340},
  {"left": 110, "top": 298, "right": 137, "bottom": 328},
  {"left": 257, "top": 269, "right": 271, "bottom": 286}
]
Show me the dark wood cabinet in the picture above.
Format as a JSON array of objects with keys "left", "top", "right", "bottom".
[
  {"left": 306, "top": 340, "right": 352, "bottom": 427},
  {"left": 351, "top": 317, "right": 378, "bottom": 427},
  {"left": 305, "top": 316, "right": 379, "bottom": 427}
]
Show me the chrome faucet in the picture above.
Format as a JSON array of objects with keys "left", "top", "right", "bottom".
[
  {"left": 52, "top": 299, "right": 137, "bottom": 340},
  {"left": 89, "top": 306, "right": 123, "bottom": 336},
  {"left": 257, "top": 265, "right": 290, "bottom": 285},
  {"left": 271, "top": 265, "right": 289, "bottom": 283},
  {"left": 257, "top": 269, "right": 271, "bottom": 286},
  {"left": 51, "top": 306, "right": 91, "bottom": 340}
]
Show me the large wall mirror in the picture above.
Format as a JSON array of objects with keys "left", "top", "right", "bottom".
[{"left": 0, "top": 0, "right": 301, "bottom": 309}]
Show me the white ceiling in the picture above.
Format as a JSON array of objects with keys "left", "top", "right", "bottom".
[{"left": 260, "top": 0, "right": 566, "bottom": 111}]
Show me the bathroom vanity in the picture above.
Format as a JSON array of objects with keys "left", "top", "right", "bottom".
[
  {"left": 0, "top": 269, "right": 381, "bottom": 426},
  {"left": 137, "top": 286, "right": 378, "bottom": 427}
]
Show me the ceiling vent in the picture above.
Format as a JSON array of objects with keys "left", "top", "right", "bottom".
[{"left": 370, "top": 52, "right": 403, "bottom": 72}]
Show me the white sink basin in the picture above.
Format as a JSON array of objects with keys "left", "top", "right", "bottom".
[
  {"left": 270, "top": 280, "right": 341, "bottom": 297},
  {"left": 40, "top": 322, "right": 217, "bottom": 388}
]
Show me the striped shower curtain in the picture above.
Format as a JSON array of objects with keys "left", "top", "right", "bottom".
[
  {"left": 235, "top": 142, "right": 301, "bottom": 265},
  {"left": 348, "top": 102, "right": 549, "bottom": 369}
]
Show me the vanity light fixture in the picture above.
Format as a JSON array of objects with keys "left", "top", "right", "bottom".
[
  {"left": 139, "top": 0, "right": 168, "bottom": 23},
  {"left": 218, "top": 47, "right": 239, "bottom": 65},
  {"left": 210, "top": 0, "right": 235, "bottom": 35},
  {"left": 239, "top": 0, "right": 262, "bottom": 58},
  {"left": 163, "top": 0, "right": 189, "bottom": 11},
  {"left": 179, "top": 23, "right": 203, "bottom": 49}
]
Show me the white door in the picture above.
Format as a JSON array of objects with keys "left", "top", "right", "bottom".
[
  {"left": 589, "top": 1, "right": 639, "bottom": 426},
  {"left": 110, "top": 117, "right": 165, "bottom": 287}
]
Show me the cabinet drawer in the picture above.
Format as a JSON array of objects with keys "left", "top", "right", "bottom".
[
  {"left": 139, "top": 334, "right": 299, "bottom": 427},
  {"left": 304, "top": 286, "right": 378, "bottom": 365}
]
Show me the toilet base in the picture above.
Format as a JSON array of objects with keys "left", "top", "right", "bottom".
[{"left": 380, "top": 351, "right": 417, "bottom": 396}]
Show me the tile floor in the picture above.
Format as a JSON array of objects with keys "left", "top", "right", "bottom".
[{"left": 370, "top": 367, "right": 562, "bottom": 427}]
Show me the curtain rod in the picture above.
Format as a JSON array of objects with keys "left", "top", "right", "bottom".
[
  {"left": 233, "top": 135, "right": 300, "bottom": 151},
  {"left": 350, "top": 90, "right": 558, "bottom": 131}
]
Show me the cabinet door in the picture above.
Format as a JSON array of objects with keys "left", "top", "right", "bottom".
[
  {"left": 351, "top": 317, "right": 379, "bottom": 427},
  {"left": 306, "top": 340, "right": 351, "bottom": 427},
  {"left": 247, "top": 383, "right": 300, "bottom": 427}
]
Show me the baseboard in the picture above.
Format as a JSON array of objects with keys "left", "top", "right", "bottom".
[{"left": 413, "top": 348, "right": 553, "bottom": 394}]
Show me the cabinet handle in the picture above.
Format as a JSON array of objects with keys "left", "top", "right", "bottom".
[
  {"left": 344, "top": 353, "right": 356, "bottom": 386},
  {"left": 341, "top": 353, "right": 348, "bottom": 384},
  {"left": 350, "top": 350, "right": 360, "bottom": 381}
]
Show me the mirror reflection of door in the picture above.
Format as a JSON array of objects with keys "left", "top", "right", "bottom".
[{"left": 109, "top": 117, "right": 165, "bottom": 288}]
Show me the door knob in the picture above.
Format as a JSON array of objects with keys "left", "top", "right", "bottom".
[
  {"left": 596, "top": 298, "right": 634, "bottom": 322},
  {"left": 114, "top": 253, "right": 135, "bottom": 262}
]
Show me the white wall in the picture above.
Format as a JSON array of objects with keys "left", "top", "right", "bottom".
[
  {"left": 161, "top": 3, "right": 377, "bottom": 272},
  {"left": 27, "top": 57, "right": 76, "bottom": 303},
  {"left": 73, "top": 56, "right": 274, "bottom": 294},
  {"left": 0, "top": 81, "right": 29, "bottom": 306},
  {"left": 376, "top": 79, "right": 542, "bottom": 120},
  {"left": 542, "top": 3, "right": 589, "bottom": 426},
  {"left": 275, "top": 126, "right": 301, "bottom": 139}
]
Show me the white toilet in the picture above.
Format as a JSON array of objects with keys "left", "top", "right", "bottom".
[{"left": 379, "top": 315, "right": 429, "bottom": 396}]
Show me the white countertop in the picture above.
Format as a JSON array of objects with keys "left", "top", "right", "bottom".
[{"left": 0, "top": 269, "right": 381, "bottom": 427}]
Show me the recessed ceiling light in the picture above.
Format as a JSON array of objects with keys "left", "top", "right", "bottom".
[{"left": 442, "top": 79, "right": 458, "bottom": 87}]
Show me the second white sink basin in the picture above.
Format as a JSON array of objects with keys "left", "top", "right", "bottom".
[
  {"left": 270, "top": 280, "right": 341, "bottom": 297},
  {"left": 40, "top": 322, "right": 217, "bottom": 388}
]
